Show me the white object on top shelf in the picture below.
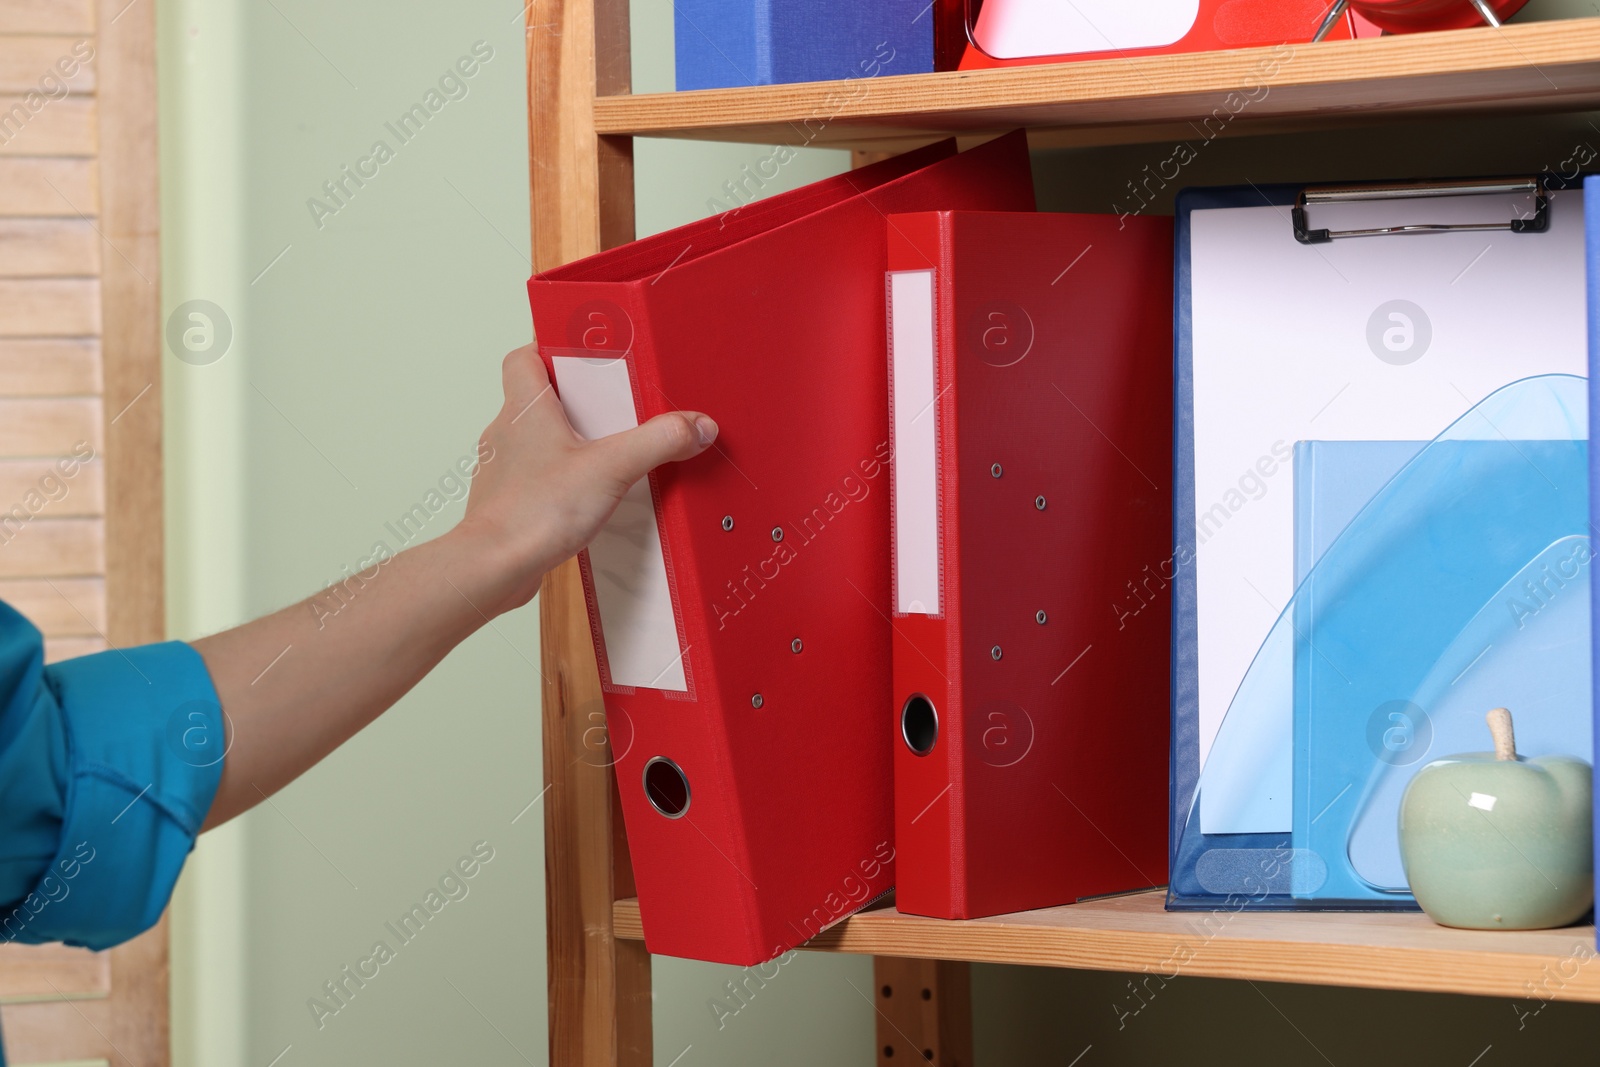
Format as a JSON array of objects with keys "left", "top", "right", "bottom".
[{"left": 970, "top": 0, "right": 1200, "bottom": 60}]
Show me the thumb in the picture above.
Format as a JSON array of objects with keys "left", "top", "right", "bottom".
[{"left": 589, "top": 411, "right": 717, "bottom": 488}]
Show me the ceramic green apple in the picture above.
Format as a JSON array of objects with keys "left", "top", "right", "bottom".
[{"left": 1399, "top": 707, "right": 1593, "bottom": 930}]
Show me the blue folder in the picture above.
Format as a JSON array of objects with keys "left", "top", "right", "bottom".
[{"left": 674, "top": 0, "right": 933, "bottom": 90}]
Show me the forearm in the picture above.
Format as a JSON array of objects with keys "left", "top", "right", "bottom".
[
  {"left": 186, "top": 345, "right": 712, "bottom": 831},
  {"left": 194, "top": 526, "right": 517, "bottom": 828}
]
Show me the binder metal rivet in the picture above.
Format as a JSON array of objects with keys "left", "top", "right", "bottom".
[
  {"left": 790, "top": 638, "right": 802, "bottom": 653},
  {"left": 1036, "top": 610, "right": 1047, "bottom": 624},
  {"left": 751, "top": 693, "right": 764, "bottom": 709},
  {"left": 771, "top": 526, "right": 784, "bottom": 542},
  {"left": 991, "top": 645, "right": 1002, "bottom": 660},
  {"left": 1035, "top": 495, "right": 1047, "bottom": 510},
  {"left": 991, "top": 463, "right": 1003, "bottom": 478},
  {"left": 721, "top": 515, "right": 734, "bottom": 531}
]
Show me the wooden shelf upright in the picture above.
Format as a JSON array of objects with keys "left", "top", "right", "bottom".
[{"left": 526, "top": 8, "right": 1600, "bottom": 1065}]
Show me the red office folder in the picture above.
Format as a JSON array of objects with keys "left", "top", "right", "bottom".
[
  {"left": 527, "top": 135, "right": 1036, "bottom": 964},
  {"left": 886, "top": 210, "right": 1171, "bottom": 919}
]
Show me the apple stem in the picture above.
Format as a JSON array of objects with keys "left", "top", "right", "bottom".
[{"left": 1487, "top": 707, "right": 1517, "bottom": 761}]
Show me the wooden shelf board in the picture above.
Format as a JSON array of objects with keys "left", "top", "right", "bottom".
[
  {"left": 596, "top": 19, "right": 1600, "bottom": 150},
  {"left": 613, "top": 892, "right": 1600, "bottom": 1002}
]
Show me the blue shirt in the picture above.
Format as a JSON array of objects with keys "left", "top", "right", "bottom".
[{"left": 0, "top": 601, "right": 224, "bottom": 1064}]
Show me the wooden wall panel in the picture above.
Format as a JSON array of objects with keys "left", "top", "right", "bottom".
[
  {"left": 95, "top": 0, "right": 161, "bottom": 656},
  {"left": 0, "top": 158, "right": 98, "bottom": 215},
  {"left": 0, "top": 944, "right": 109, "bottom": 1001},
  {"left": 0, "top": 398, "right": 102, "bottom": 456},
  {"left": 0, "top": 518, "right": 104, "bottom": 577},
  {"left": 0, "top": 219, "right": 101, "bottom": 276},
  {"left": 0, "top": 459, "right": 104, "bottom": 514},
  {"left": 0, "top": 340, "right": 102, "bottom": 395},
  {"left": 0, "top": 0, "right": 162, "bottom": 1057},
  {"left": 2, "top": 922, "right": 165, "bottom": 1060},
  {"left": 0, "top": 35, "right": 95, "bottom": 93},
  {"left": 0, "top": 577, "right": 106, "bottom": 634},
  {"left": 0, "top": 96, "right": 96, "bottom": 155},
  {"left": 0, "top": 279, "right": 101, "bottom": 335},
  {"left": 0, "top": 0, "right": 93, "bottom": 34},
  {"left": 42, "top": 635, "right": 106, "bottom": 662}
]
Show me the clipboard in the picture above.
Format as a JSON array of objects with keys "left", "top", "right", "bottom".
[{"left": 1170, "top": 176, "right": 1592, "bottom": 909}]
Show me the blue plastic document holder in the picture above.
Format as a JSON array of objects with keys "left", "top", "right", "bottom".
[{"left": 1171, "top": 179, "right": 1592, "bottom": 910}]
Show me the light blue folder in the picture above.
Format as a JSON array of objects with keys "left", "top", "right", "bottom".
[
  {"left": 1292, "top": 442, "right": 1422, "bottom": 891},
  {"left": 1292, "top": 440, "right": 1592, "bottom": 901},
  {"left": 1293, "top": 443, "right": 1424, "bottom": 591}
]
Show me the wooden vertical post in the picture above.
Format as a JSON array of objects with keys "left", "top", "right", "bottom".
[
  {"left": 873, "top": 958, "right": 974, "bottom": 1067},
  {"left": 90, "top": 0, "right": 173, "bottom": 1057},
  {"left": 528, "top": 1, "right": 649, "bottom": 1066},
  {"left": 98, "top": 0, "right": 164, "bottom": 652}
]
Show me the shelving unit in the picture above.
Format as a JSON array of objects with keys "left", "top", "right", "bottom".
[
  {"left": 616, "top": 893, "right": 1600, "bottom": 1003},
  {"left": 526, "top": 7, "right": 1600, "bottom": 1065},
  {"left": 597, "top": 18, "right": 1600, "bottom": 148}
]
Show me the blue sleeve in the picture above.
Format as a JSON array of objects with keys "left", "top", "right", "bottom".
[{"left": 0, "top": 602, "right": 225, "bottom": 950}]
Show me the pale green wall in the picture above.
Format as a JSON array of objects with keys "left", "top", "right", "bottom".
[
  {"left": 163, "top": 1, "right": 543, "bottom": 1063},
  {"left": 162, "top": 0, "right": 249, "bottom": 1062},
  {"left": 160, "top": 0, "right": 1600, "bottom": 1064},
  {"left": 161, "top": 0, "right": 872, "bottom": 1064}
]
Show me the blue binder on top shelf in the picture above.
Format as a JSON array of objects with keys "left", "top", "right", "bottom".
[
  {"left": 673, "top": 0, "right": 933, "bottom": 90},
  {"left": 1171, "top": 177, "right": 1593, "bottom": 911}
]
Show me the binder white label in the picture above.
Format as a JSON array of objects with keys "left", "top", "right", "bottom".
[
  {"left": 971, "top": 0, "right": 1199, "bottom": 61},
  {"left": 551, "top": 355, "right": 688, "bottom": 691},
  {"left": 889, "top": 270, "right": 941, "bottom": 616}
]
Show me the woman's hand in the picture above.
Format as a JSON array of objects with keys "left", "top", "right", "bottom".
[
  {"left": 194, "top": 343, "right": 715, "bottom": 828},
  {"left": 455, "top": 344, "right": 717, "bottom": 614}
]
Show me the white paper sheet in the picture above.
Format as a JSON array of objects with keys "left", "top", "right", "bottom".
[{"left": 971, "top": 0, "right": 1199, "bottom": 60}]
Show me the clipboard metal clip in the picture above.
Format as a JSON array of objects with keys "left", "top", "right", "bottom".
[{"left": 1292, "top": 177, "right": 1549, "bottom": 245}]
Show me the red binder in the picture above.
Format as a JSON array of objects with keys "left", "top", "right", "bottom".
[
  {"left": 527, "top": 135, "right": 1035, "bottom": 964},
  {"left": 886, "top": 210, "right": 1171, "bottom": 919}
]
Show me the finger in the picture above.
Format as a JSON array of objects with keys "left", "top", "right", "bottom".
[
  {"left": 587, "top": 411, "right": 717, "bottom": 487},
  {"left": 500, "top": 344, "right": 551, "bottom": 412}
]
